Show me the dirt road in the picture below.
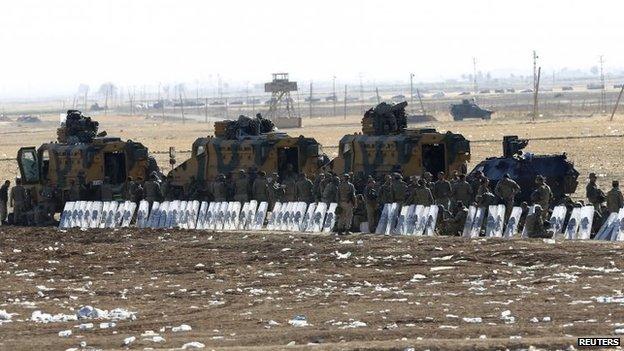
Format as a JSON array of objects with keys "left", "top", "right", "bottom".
[{"left": 0, "top": 227, "right": 623, "bottom": 350}]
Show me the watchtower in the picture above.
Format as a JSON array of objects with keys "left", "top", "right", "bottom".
[{"left": 264, "top": 73, "right": 298, "bottom": 119}]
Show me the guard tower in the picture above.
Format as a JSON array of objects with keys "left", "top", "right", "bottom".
[{"left": 264, "top": 73, "right": 298, "bottom": 119}]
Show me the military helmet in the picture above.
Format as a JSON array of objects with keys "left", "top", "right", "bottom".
[{"left": 589, "top": 172, "right": 597, "bottom": 179}]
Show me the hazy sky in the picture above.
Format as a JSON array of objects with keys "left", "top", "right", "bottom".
[{"left": 0, "top": 0, "right": 621, "bottom": 97}]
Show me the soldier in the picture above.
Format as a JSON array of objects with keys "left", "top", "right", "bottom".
[
  {"left": 295, "top": 173, "right": 314, "bottom": 203},
  {"left": 452, "top": 174, "right": 473, "bottom": 210},
  {"left": 478, "top": 188, "right": 497, "bottom": 207},
  {"left": 518, "top": 201, "right": 529, "bottom": 233},
  {"left": 433, "top": 171, "right": 452, "bottom": 209},
  {"left": 470, "top": 171, "right": 485, "bottom": 196},
  {"left": 391, "top": 173, "right": 408, "bottom": 205},
  {"left": 363, "top": 177, "right": 378, "bottom": 232},
  {"left": 441, "top": 200, "right": 468, "bottom": 236},
  {"left": 409, "top": 178, "right": 434, "bottom": 206},
  {"left": 312, "top": 173, "right": 325, "bottom": 202},
  {"left": 378, "top": 174, "right": 394, "bottom": 205},
  {"left": 336, "top": 174, "right": 356, "bottom": 234},
  {"left": 495, "top": 174, "right": 521, "bottom": 220},
  {"left": 530, "top": 175, "right": 552, "bottom": 219},
  {"left": 10, "top": 178, "right": 27, "bottom": 225},
  {"left": 99, "top": 177, "right": 114, "bottom": 201},
  {"left": 234, "top": 170, "right": 249, "bottom": 203},
  {"left": 144, "top": 173, "right": 162, "bottom": 205},
  {"left": 586, "top": 172, "right": 606, "bottom": 210},
  {"left": 132, "top": 181, "right": 145, "bottom": 203},
  {"left": 281, "top": 175, "right": 296, "bottom": 202},
  {"left": 68, "top": 179, "right": 81, "bottom": 201},
  {"left": 322, "top": 176, "right": 339, "bottom": 204},
  {"left": 38, "top": 185, "right": 56, "bottom": 225},
  {"left": 213, "top": 174, "right": 228, "bottom": 202},
  {"left": 524, "top": 205, "right": 552, "bottom": 238},
  {"left": 423, "top": 172, "right": 434, "bottom": 190},
  {"left": 124, "top": 177, "right": 136, "bottom": 201},
  {"left": 0, "top": 180, "right": 9, "bottom": 223},
  {"left": 606, "top": 180, "right": 624, "bottom": 214},
  {"left": 252, "top": 171, "right": 270, "bottom": 203}
]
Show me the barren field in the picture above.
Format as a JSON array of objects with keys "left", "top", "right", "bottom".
[
  {"left": 0, "top": 227, "right": 623, "bottom": 350},
  {"left": 1, "top": 112, "right": 623, "bottom": 195}
]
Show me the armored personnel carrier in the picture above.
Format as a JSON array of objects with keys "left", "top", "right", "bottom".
[
  {"left": 330, "top": 102, "right": 471, "bottom": 178},
  {"left": 168, "top": 114, "right": 328, "bottom": 193},
  {"left": 16, "top": 110, "right": 159, "bottom": 212},
  {"left": 468, "top": 136, "right": 579, "bottom": 204},
  {"left": 450, "top": 99, "right": 493, "bottom": 121}
]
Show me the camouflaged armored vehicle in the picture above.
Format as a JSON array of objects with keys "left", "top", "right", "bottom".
[
  {"left": 468, "top": 135, "right": 579, "bottom": 204},
  {"left": 168, "top": 114, "right": 328, "bottom": 193},
  {"left": 450, "top": 99, "right": 493, "bottom": 121},
  {"left": 16, "top": 110, "right": 159, "bottom": 212},
  {"left": 330, "top": 102, "right": 471, "bottom": 178}
]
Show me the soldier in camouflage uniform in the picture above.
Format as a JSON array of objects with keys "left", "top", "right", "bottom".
[
  {"left": 377, "top": 174, "right": 394, "bottom": 205},
  {"left": 530, "top": 175, "right": 552, "bottom": 219},
  {"left": 409, "top": 178, "right": 434, "bottom": 206},
  {"left": 283, "top": 176, "right": 297, "bottom": 202},
  {"left": 495, "top": 173, "right": 521, "bottom": 220},
  {"left": 524, "top": 205, "right": 552, "bottom": 238},
  {"left": 363, "top": 177, "right": 378, "bottom": 233},
  {"left": 441, "top": 200, "right": 468, "bottom": 236},
  {"left": 313, "top": 173, "right": 325, "bottom": 202},
  {"left": 252, "top": 171, "right": 270, "bottom": 203},
  {"left": 451, "top": 174, "right": 473, "bottom": 210},
  {"left": 234, "top": 170, "right": 250, "bottom": 203},
  {"left": 336, "top": 174, "right": 356, "bottom": 234},
  {"left": 68, "top": 179, "right": 81, "bottom": 201},
  {"left": 586, "top": 173, "right": 606, "bottom": 211},
  {"left": 391, "top": 173, "right": 408, "bottom": 205},
  {"left": 322, "top": 176, "right": 339, "bottom": 204},
  {"left": 423, "top": 172, "right": 434, "bottom": 190},
  {"left": 296, "top": 173, "right": 314, "bottom": 203},
  {"left": 433, "top": 171, "right": 452, "bottom": 209},
  {"left": 144, "top": 173, "right": 162, "bottom": 205},
  {"left": 10, "top": 178, "right": 27, "bottom": 225},
  {"left": 0, "top": 180, "right": 9, "bottom": 223},
  {"left": 213, "top": 174, "right": 228, "bottom": 202},
  {"left": 606, "top": 180, "right": 624, "bottom": 214}
]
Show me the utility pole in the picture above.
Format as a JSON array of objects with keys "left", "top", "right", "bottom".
[
  {"left": 205, "top": 97, "right": 208, "bottom": 123},
  {"left": 472, "top": 57, "right": 478, "bottom": 94},
  {"left": 344, "top": 85, "right": 347, "bottom": 120},
  {"left": 359, "top": 73, "right": 364, "bottom": 113},
  {"left": 533, "top": 50, "right": 538, "bottom": 92},
  {"left": 610, "top": 84, "right": 624, "bottom": 121},
  {"left": 309, "top": 81, "right": 313, "bottom": 118},
  {"left": 179, "top": 91, "right": 185, "bottom": 124},
  {"left": 533, "top": 67, "right": 541, "bottom": 121},
  {"left": 410, "top": 73, "right": 415, "bottom": 107},
  {"left": 332, "top": 75, "right": 337, "bottom": 116},
  {"left": 417, "top": 89, "right": 426, "bottom": 116},
  {"left": 375, "top": 87, "right": 381, "bottom": 104},
  {"left": 600, "top": 55, "right": 606, "bottom": 112}
]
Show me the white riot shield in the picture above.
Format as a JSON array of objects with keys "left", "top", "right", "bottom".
[
  {"left": 205, "top": 202, "right": 217, "bottom": 230},
  {"left": 485, "top": 205, "right": 505, "bottom": 238},
  {"left": 89, "top": 202, "right": 104, "bottom": 229},
  {"left": 423, "top": 205, "right": 439, "bottom": 236},
  {"left": 503, "top": 206, "right": 522, "bottom": 239},
  {"left": 244, "top": 200, "right": 258, "bottom": 230},
  {"left": 595, "top": 212, "right": 618, "bottom": 240},
  {"left": 322, "top": 203, "right": 338, "bottom": 233},
  {"left": 252, "top": 201, "right": 269, "bottom": 230},
  {"left": 374, "top": 204, "right": 389, "bottom": 235},
  {"left": 147, "top": 202, "right": 161, "bottom": 228},
  {"left": 157, "top": 201, "right": 170, "bottom": 228},
  {"left": 136, "top": 200, "right": 150, "bottom": 228},
  {"left": 58, "top": 202, "right": 75, "bottom": 229},
  {"left": 300, "top": 202, "right": 317, "bottom": 232},
  {"left": 71, "top": 201, "right": 85, "bottom": 228},
  {"left": 469, "top": 207, "right": 485, "bottom": 238},
  {"left": 177, "top": 201, "right": 189, "bottom": 229},
  {"left": 394, "top": 205, "right": 410, "bottom": 235},
  {"left": 228, "top": 202, "right": 242, "bottom": 230},
  {"left": 195, "top": 201, "right": 208, "bottom": 230},
  {"left": 413, "top": 205, "right": 430, "bottom": 236},
  {"left": 384, "top": 203, "right": 399, "bottom": 235},
  {"left": 615, "top": 208, "right": 624, "bottom": 241},
  {"left": 462, "top": 206, "right": 477, "bottom": 238},
  {"left": 564, "top": 207, "right": 582, "bottom": 240},
  {"left": 290, "top": 202, "right": 307, "bottom": 232},
  {"left": 168, "top": 200, "right": 181, "bottom": 228},
  {"left": 187, "top": 200, "right": 200, "bottom": 229},
  {"left": 215, "top": 201, "right": 228, "bottom": 230},
  {"left": 266, "top": 202, "right": 281, "bottom": 230},
  {"left": 105, "top": 202, "right": 120, "bottom": 228},
  {"left": 121, "top": 201, "right": 137, "bottom": 227},
  {"left": 310, "top": 202, "right": 328, "bottom": 233},
  {"left": 407, "top": 205, "right": 424, "bottom": 236},
  {"left": 236, "top": 202, "right": 249, "bottom": 230},
  {"left": 81, "top": 202, "right": 93, "bottom": 229},
  {"left": 98, "top": 202, "right": 110, "bottom": 228},
  {"left": 577, "top": 205, "right": 594, "bottom": 240},
  {"left": 279, "top": 203, "right": 293, "bottom": 231},
  {"left": 549, "top": 206, "right": 568, "bottom": 235}
]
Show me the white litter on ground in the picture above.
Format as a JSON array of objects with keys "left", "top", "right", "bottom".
[
  {"left": 182, "top": 341, "right": 206, "bottom": 349},
  {"left": 289, "top": 315, "right": 309, "bottom": 327},
  {"left": 123, "top": 336, "right": 136, "bottom": 346},
  {"left": 172, "top": 324, "right": 192, "bottom": 332},
  {"left": 58, "top": 329, "right": 72, "bottom": 337}
]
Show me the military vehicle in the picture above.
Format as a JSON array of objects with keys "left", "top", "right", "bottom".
[
  {"left": 16, "top": 110, "right": 159, "bottom": 212},
  {"left": 450, "top": 99, "right": 493, "bottom": 121},
  {"left": 468, "top": 135, "right": 579, "bottom": 204},
  {"left": 330, "top": 102, "right": 471, "bottom": 178},
  {"left": 168, "top": 114, "right": 328, "bottom": 193}
]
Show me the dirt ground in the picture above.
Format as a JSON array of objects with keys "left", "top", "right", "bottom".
[{"left": 0, "top": 227, "right": 623, "bottom": 350}]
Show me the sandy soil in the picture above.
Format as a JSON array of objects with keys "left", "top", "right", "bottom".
[{"left": 0, "top": 227, "right": 623, "bottom": 350}]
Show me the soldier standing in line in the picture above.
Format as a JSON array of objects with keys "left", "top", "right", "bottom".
[
  {"left": 10, "top": 178, "right": 27, "bottom": 225},
  {"left": 100, "top": 177, "right": 114, "bottom": 202},
  {"left": 391, "top": 173, "right": 408, "bottom": 205},
  {"left": 0, "top": 180, "right": 10, "bottom": 223},
  {"left": 336, "top": 174, "right": 356, "bottom": 234},
  {"left": 478, "top": 187, "right": 497, "bottom": 207},
  {"left": 606, "top": 180, "right": 624, "bottom": 214},
  {"left": 586, "top": 172, "right": 606, "bottom": 211},
  {"left": 322, "top": 176, "right": 339, "bottom": 204},
  {"left": 312, "top": 173, "right": 325, "bottom": 202},
  {"left": 282, "top": 175, "right": 297, "bottom": 202},
  {"left": 296, "top": 173, "right": 314, "bottom": 203},
  {"left": 422, "top": 172, "right": 434, "bottom": 190},
  {"left": 234, "top": 169, "right": 249, "bottom": 203},
  {"left": 410, "top": 178, "right": 434, "bottom": 206},
  {"left": 252, "top": 171, "right": 270, "bottom": 203},
  {"left": 495, "top": 173, "right": 521, "bottom": 220},
  {"left": 524, "top": 205, "right": 552, "bottom": 238},
  {"left": 213, "top": 174, "right": 228, "bottom": 202},
  {"left": 68, "top": 179, "right": 81, "bottom": 201},
  {"left": 530, "top": 175, "right": 552, "bottom": 219},
  {"left": 378, "top": 174, "right": 394, "bottom": 205},
  {"left": 433, "top": 171, "right": 452, "bottom": 209},
  {"left": 144, "top": 173, "right": 162, "bottom": 206},
  {"left": 470, "top": 171, "right": 485, "bottom": 197},
  {"left": 132, "top": 181, "right": 145, "bottom": 203},
  {"left": 363, "top": 177, "right": 378, "bottom": 232},
  {"left": 451, "top": 174, "right": 473, "bottom": 211}
]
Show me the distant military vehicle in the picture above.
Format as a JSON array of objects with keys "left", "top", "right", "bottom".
[
  {"left": 468, "top": 135, "right": 579, "bottom": 204},
  {"left": 330, "top": 102, "right": 471, "bottom": 178},
  {"left": 16, "top": 110, "right": 159, "bottom": 212},
  {"left": 168, "top": 114, "right": 328, "bottom": 194},
  {"left": 450, "top": 99, "right": 493, "bottom": 121}
]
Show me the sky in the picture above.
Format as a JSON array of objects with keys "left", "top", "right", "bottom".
[{"left": 0, "top": 0, "right": 621, "bottom": 98}]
